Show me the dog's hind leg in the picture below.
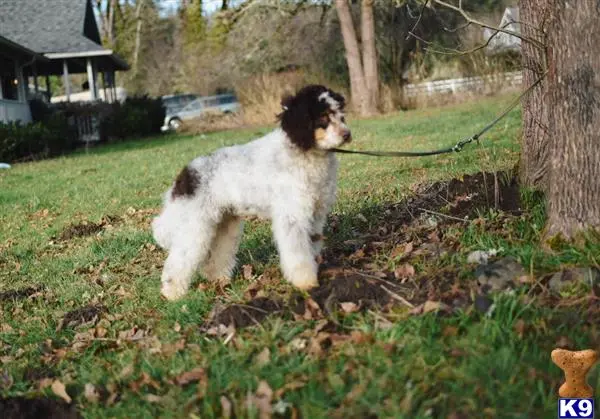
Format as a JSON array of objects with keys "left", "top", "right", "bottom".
[
  {"left": 202, "top": 215, "right": 244, "bottom": 284},
  {"left": 272, "top": 213, "right": 319, "bottom": 290},
  {"left": 160, "top": 218, "right": 217, "bottom": 301}
]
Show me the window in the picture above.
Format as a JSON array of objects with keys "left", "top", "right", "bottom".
[{"left": 0, "top": 55, "right": 19, "bottom": 101}]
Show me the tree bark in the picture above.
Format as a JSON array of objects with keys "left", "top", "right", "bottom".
[
  {"left": 133, "top": 0, "right": 146, "bottom": 74},
  {"left": 518, "top": 0, "right": 552, "bottom": 190},
  {"left": 334, "top": 0, "right": 370, "bottom": 115},
  {"left": 545, "top": 0, "right": 600, "bottom": 238},
  {"left": 360, "top": 0, "right": 378, "bottom": 112}
]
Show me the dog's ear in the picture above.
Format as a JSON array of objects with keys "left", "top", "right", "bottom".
[
  {"left": 281, "top": 95, "right": 294, "bottom": 111},
  {"left": 278, "top": 93, "right": 316, "bottom": 150},
  {"left": 329, "top": 90, "right": 346, "bottom": 111}
]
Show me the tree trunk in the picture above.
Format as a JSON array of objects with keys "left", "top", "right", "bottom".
[
  {"left": 133, "top": 0, "right": 145, "bottom": 74},
  {"left": 360, "top": 0, "right": 378, "bottom": 113},
  {"left": 518, "top": 0, "right": 552, "bottom": 190},
  {"left": 334, "top": 0, "right": 370, "bottom": 116},
  {"left": 545, "top": 0, "right": 600, "bottom": 238}
]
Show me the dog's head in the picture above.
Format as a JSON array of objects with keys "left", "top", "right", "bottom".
[{"left": 278, "top": 85, "right": 352, "bottom": 151}]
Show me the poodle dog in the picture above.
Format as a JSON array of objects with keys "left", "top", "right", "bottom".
[{"left": 152, "top": 85, "right": 352, "bottom": 300}]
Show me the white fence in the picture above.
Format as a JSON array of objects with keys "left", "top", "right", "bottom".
[{"left": 403, "top": 71, "right": 523, "bottom": 98}]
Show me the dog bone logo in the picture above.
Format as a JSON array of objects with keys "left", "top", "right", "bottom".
[{"left": 551, "top": 348, "right": 599, "bottom": 398}]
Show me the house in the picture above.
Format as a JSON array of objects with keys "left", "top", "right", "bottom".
[
  {"left": 0, "top": 0, "right": 129, "bottom": 124},
  {"left": 483, "top": 6, "right": 521, "bottom": 55},
  {"left": 0, "top": 35, "right": 47, "bottom": 123}
]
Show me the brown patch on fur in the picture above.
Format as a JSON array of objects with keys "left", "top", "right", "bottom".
[
  {"left": 172, "top": 166, "right": 199, "bottom": 198},
  {"left": 314, "top": 128, "right": 327, "bottom": 144}
]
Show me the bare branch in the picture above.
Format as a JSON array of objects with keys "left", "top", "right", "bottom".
[
  {"left": 405, "top": 0, "right": 429, "bottom": 41},
  {"left": 431, "top": 0, "right": 545, "bottom": 49},
  {"left": 408, "top": 21, "right": 517, "bottom": 57}
]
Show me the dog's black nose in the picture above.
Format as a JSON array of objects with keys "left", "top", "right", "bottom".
[{"left": 343, "top": 130, "right": 352, "bottom": 143}]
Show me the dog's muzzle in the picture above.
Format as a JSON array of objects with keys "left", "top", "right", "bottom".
[{"left": 342, "top": 129, "right": 352, "bottom": 143}]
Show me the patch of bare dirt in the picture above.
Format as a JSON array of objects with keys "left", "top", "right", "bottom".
[
  {"left": 390, "top": 170, "right": 520, "bottom": 225},
  {"left": 58, "top": 215, "right": 121, "bottom": 241},
  {"left": 308, "top": 274, "right": 392, "bottom": 311},
  {"left": 22, "top": 366, "right": 57, "bottom": 382},
  {"left": 0, "top": 397, "right": 81, "bottom": 419},
  {"left": 61, "top": 305, "right": 107, "bottom": 329},
  {"left": 208, "top": 297, "right": 283, "bottom": 328},
  {"left": 0, "top": 286, "right": 44, "bottom": 302}
]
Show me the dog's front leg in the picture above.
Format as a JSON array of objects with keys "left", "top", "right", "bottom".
[
  {"left": 310, "top": 209, "right": 327, "bottom": 261},
  {"left": 272, "top": 214, "right": 319, "bottom": 290}
]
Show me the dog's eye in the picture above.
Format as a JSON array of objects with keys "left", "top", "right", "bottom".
[
  {"left": 317, "top": 115, "right": 329, "bottom": 128},
  {"left": 340, "top": 116, "right": 346, "bottom": 123}
]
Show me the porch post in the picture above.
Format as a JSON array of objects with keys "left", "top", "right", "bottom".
[
  {"left": 46, "top": 75, "right": 52, "bottom": 100},
  {"left": 101, "top": 72, "right": 109, "bottom": 102},
  {"left": 15, "top": 60, "right": 27, "bottom": 102},
  {"left": 33, "top": 63, "right": 39, "bottom": 94},
  {"left": 86, "top": 58, "right": 98, "bottom": 101},
  {"left": 62, "top": 60, "right": 71, "bottom": 102}
]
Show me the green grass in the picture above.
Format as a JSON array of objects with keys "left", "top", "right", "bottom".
[{"left": 1, "top": 95, "right": 599, "bottom": 418}]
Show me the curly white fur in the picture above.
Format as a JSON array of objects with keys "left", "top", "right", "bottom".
[{"left": 152, "top": 86, "right": 350, "bottom": 300}]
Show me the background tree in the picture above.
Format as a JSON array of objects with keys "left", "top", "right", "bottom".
[
  {"left": 544, "top": 0, "right": 600, "bottom": 238},
  {"left": 417, "top": 0, "right": 600, "bottom": 239},
  {"left": 334, "top": 0, "right": 377, "bottom": 115}
]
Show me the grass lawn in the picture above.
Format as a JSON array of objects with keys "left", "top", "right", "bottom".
[{"left": 1, "top": 95, "right": 599, "bottom": 418}]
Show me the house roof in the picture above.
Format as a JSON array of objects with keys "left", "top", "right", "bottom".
[
  {"left": 0, "top": 0, "right": 104, "bottom": 54},
  {"left": 0, "top": 0, "right": 128, "bottom": 73},
  {"left": 0, "top": 35, "right": 48, "bottom": 61}
]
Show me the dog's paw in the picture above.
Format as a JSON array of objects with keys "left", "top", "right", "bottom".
[
  {"left": 289, "top": 263, "right": 319, "bottom": 290},
  {"left": 161, "top": 281, "right": 188, "bottom": 301}
]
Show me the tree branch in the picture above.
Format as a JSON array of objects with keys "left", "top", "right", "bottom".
[{"left": 430, "top": 0, "right": 545, "bottom": 49}]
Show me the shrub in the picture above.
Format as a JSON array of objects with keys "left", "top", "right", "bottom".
[
  {"left": 0, "top": 99, "right": 77, "bottom": 162},
  {"left": 0, "top": 118, "right": 76, "bottom": 162},
  {"left": 102, "top": 95, "right": 165, "bottom": 141}
]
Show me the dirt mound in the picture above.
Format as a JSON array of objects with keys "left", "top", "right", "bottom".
[
  {"left": 0, "top": 397, "right": 81, "bottom": 419},
  {"left": 309, "top": 274, "right": 392, "bottom": 310},
  {"left": 0, "top": 286, "right": 43, "bottom": 302},
  {"left": 208, "top": 297, "right": 283, "bottom": 328},
  {"left": 58, "top": 215, "right": 121, "bottom": 241},
  {"left": 62, "top": 304, "right": 107, "bottom": 329},
  {"left": 391, "top": 170, "right": 520, "bottom": 225}
]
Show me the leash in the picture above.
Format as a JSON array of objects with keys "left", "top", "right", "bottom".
[{"left": 331, "top": 73, "right": 546, "bottom": 158}]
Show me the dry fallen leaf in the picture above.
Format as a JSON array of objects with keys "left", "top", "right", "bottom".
[
  {"left": 442, "top": 326, "right": 459, "bottom": 337},
  {"left": 173, "top": 322, "right": 182, "bottom": 333},
  {"left": 242, "top": 264, "right": 254, "bottom": 280},
  {"left": 51, "top": 379, "right": 72, "bottom": 404},
  {"left": 175, "top": 367, "right": 206, "bottom": 386},
  {"left": 275, "top": 380, "right": 306, "bottom": 399},
  {"left": 514, "top": 319, "right": 526, "bottom": 339},
  {"left": 0, "top": 370, "right": 13, "bottom": 390},
  {"left": 340, "top": 302, "right": 360, "bottom": 313},
  {"left": 255, "top": 347, "right": 271, "bottom": 367},
  {"left": 394, "top": 263, "right": 415, "bottom": 279},
  {"left": 391, "top": 242, "right": 414, "bottom": 260},
  {"left": 119, "top": 364, "right": 135, "bottom": 380},
  {"left": 145, "top": 394, "right": 162, "bottom": 403},
  {"left": 84, "top": 383, "right": 100, "bottom": 403},
  {"left": 1, "top": 323, "right": 14, "bottom": 333},
  {"left": 423, "top": 300, "right": 448, "bottom": 314},
  {"left": 220, "top": 395, "right": 233, "bottom": 419},
  {"left": 248, "top": 380, "right": 273, "bottom": 419}
]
